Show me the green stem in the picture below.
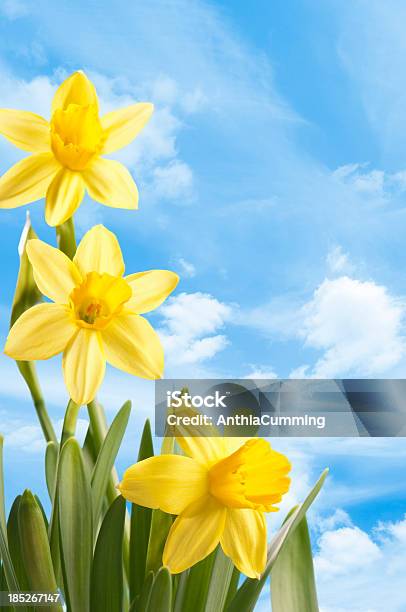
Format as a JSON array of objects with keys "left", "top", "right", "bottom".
[
  {"left": 60, "top": 400, "right": 80, "bottom": 446},
  {"left": 16, "top": 361, "right": 57, "bottom": 444},
  {"left": 56, "top": 217, "right": 77, "bottom": 260}
]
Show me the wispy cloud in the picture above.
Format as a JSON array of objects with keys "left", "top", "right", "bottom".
[{"left": 158, "top": 291, "right": 233, "bottom": 371}]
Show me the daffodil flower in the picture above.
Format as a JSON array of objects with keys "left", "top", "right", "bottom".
[
  {"left": 4, "top": 225, "right": 178, "bottom": 405},
  {"left": 118, "top": 436, "right": 291, "bottom": 578},
  {"left": 0, "top": 71, "right": 153, "bottom": 226}
]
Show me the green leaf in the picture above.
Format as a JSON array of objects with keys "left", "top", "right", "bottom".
[
  {"left": 145, "top": 510, "right": 173, "bottom": 575},
  {"left": 82, "top": 425, "right": 97, "bottom": 479},
  {"left": 271, "top": 515, "right": 319, "bottom": 612},
  {"left": 45, "top": 442, "right": 58, "bottom": 501},
  {"left": 18, "top": 490, "right": 61, "bottom": 612},
  {"left": 56, "top": 216, "right": 77, "bottom": 259},
  {"left": 146, "top": 567, "right": 172, "bottom": 612},
  {"left": 130, "top": 420, "right": 154, "bottom": 603},
  {"left": 224, "top": 567, "right": 240, "bottom": 609},
  {"left": 227, "top": 469, "right": 329, "bottom": 612},
  {"left": 175, "top": 549, "right": 216, "bottom": 612},
  {"left": 48, "top": 489, "right": 61, "bottom": 588},
  {"left": 204, "top": 547, "right": 235, "bottom": 612},
  {"left": 7, "top": 497, "right": 29, "bottom": 592},
  {"left": 175, "top": 546, "right": 234, "bottom": 612},
  {"left": 0, "top": 436, "right": 7, "bottom": 540},
  {"left": 58, "top": 438, "right": 92, "bottom": 612},
  {"left": 91, "top": 401, "right": 131, "bottom": 528},
  {"left": 0, "top": 562, "right": 13, "bottom": 612},
  {"left": 136, "top": 571, "right": 154, "bottom": 611},
  {"left": 0, "top": 438, "right": 19, "bottom": 596},
  {"left": 34, "top": 495, "right": 49, "bottom": 531},
  {"left": 91, "top": 496, "right": 126, "bottom": 612}
]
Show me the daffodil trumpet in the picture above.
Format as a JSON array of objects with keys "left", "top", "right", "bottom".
[
  {"left": 118, "top": 436, "right": 291, "bottom": 578},
  {"left": 0, "top": 71, "right": 153, "bottom": 226},
  {"left": 4, "top": 224, "right": 179, "bottom": 405}
]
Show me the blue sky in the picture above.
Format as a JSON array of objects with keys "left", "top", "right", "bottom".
[{"left": 0, "top": 1, "right": 406, "bottom": 610}]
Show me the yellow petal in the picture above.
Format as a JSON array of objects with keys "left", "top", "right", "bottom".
[
  {"left": 26, "top": 239, "right": 82, "bottom": 303},
  {"left": 176, "top": 436, "right": 229, "bottom": 467},
  {"left": 5, "top": 303, "right": 75, "bottom": 361},
  {"left": 73, "top": 224, "right": 124, "bottom": 277},
  {"left": 0, "top": 153, "right": 59, "bottom": 209},
  {"left": 101, "top": 103, "right": 154, "bottom": 154},
  {"left": 118, "top": 455, "right": 208, "bottom": 514},
  {"left": 125, "top": 270, "right": 179, "bottom": 314},
  {"left": 0, "top": 110, "right": 50, "bottom": 152},
  {"left": 63, "top": 328, "right": 105, "bottom": 405},
  {"left": 82, "top": 158, "right": 138, "bottom": 210},
  {"left": 51, "top": 71, "right": 99, "bottom": 113},
  {"left": 45, "top": 168, "right": 85, "bottom": 226},
  {"left": 220, "top": 509, "right": 267, "bottom": 578},
  {"left": 163, "top": 496, "right": 226, "bottom": 573},
  {"left": 102, "top": 314, "right": 163, "bottom": 379}
]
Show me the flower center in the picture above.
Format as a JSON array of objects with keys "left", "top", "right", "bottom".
[
  {"left": 50, "top": 103, "right": 104, "bottom": 171},
  {"left": 208, "top": 439, "right": 291, "bottom": 512},
  {"left": 70, "top": 272, "right": 132, "bottom": 329}
]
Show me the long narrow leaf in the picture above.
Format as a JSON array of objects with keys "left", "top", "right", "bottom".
[
  {"left": 45, "top": 442, "right": 58, "bottom": 501},
  {"left": 271, "top": 514, "right": 319, "bottom": 612},
  {"left": 7, "top": 497, "right": 29, "bottom": 592},
  {"left": 176, "top": 549, "right": 216, "bottom": 612},
  {"left": 91, "top": 401, "right": 131, "bottom": 528},
  {"left": 224, "top": 567, "right": 240, "bottom": 609},
  {"left": 145, "top": 510, "right": 173, "bottom": 575},
  {"left": 18, "top": 490, "right": 61, "bottom": 612},
  {"left": 91, "top": 496, "right": 126, "bottom": 612},
  {"left": 227, "top": 468, "right": 328, "bottom": 612},
  {"left": 146, "top": 567, "right": 172, "bottom": 612},
  {"left": 0, "top": 438, "right": 19, "bottom": 595},
  {"left": 136, "top": 571, "right": 154, "bottom": 611},
  {"left": 58, "top": 438, "right": 92, "bottom": 612},
  {"left": 130, "top": 419, "right": 154, "bottom": 603},
  {"left": 204, "top": 547, "right": 234, "bottom": 612},
  {"left": 0, "top": 436, "right": 6, "bottom": 540}
]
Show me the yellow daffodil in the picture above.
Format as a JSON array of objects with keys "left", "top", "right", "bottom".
[
  {"left": 118, "top": 436, "right": 291, "bottom": 578},
  {"left": 4, "top": 225, "right": 178, "bottom": 405},
  {"left": 0, "top": 71, "right": 153, "bottom": 226}
]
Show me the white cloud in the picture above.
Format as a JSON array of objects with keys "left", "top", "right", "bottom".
[
  {"left": 0, "top": 411, "right": 88, "bottom": 454},
  {"left": 314, "top": 515, "right": 406, "bottom": 612},
  {"left": 243, "top": 365, "right": 278, "bottom": 379},
  {"left": 150, "top": 160, "right": 194, "bottom": 202},
  {"left": 176, "top": 257, "right": 196, "bottom": 278},
  {"left": 332, "top": 162, "right": 406, "bottom": 204},
  {"left": 158, "top": 292, "right": 232, "bottom": 367},
  {"left": 326, "top": 245, "right": 355, "bottom": 275},
  {"left": 333, "top": 163, "right": 385, "bottom": 198},
  {"left": 315, "top": 508, "right": 353, "bottom": 532},
  {"left": 298, "top": 276, "right": 405, "bottom": 377},
  {"left": 149, "top": 75, "right": 206, "bottom": 114},
  {"left": 315, "top": 526, "right": 381, "bottom": 576}
]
